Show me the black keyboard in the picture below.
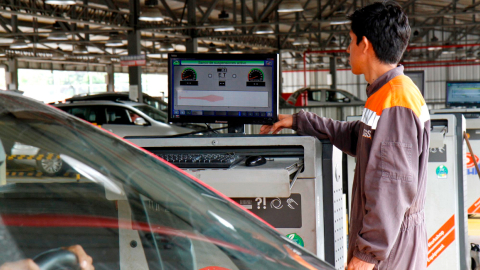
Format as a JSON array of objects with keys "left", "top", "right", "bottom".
[{"left": 156, "top": 153, "right": 244, "bottom": 168}]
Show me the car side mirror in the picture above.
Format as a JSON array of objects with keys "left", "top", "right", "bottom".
[
  {"left": 134, "top": 117, "right": 148, "bottom": 126},
  {"left": 343, "top": 97, "right": 350, "bottom": 103}
]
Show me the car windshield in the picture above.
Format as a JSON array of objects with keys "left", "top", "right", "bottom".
[
  {"left": 0, "top": 93, "right": 333, "bottom": 270},
  {"left": 134, "top": 105, "right": 168, "bottom": 122}
]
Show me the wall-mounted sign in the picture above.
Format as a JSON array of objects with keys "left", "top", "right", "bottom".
[{"left": 120, "top": 55, "right": 146, "bottom": 66}]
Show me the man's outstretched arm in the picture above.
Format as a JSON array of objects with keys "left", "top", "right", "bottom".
[{"left": 261, "top": 110, "right": 361, "bottom": 157}]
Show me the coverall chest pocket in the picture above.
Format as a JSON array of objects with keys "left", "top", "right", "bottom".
[{"left": 380, "top": 142, "right": 413, "bottom": 182}]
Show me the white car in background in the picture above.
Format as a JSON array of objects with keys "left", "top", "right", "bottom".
[{"left": 54, "top": 100, "right": 198, "bottom": 138}]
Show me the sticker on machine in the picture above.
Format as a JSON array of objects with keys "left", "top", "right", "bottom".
[
  {"left": 429, "top": 144, "right": 446, "bottom": 162},
  {"left": 286, "top": 233, "right": 305, "bottom": 247},
  {"left": 231, "top": 194, "right": 302, "bottom": 228},
  {"left": 427, "top": 215, "right": 455, "bottom": 267},
  {"left": 436, "top": 165, "right": 448, "bottom": 179},
  {"left": 466, "top": 152, "right": 480, "bottom": 175}
]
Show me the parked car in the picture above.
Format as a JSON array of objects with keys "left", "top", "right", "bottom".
[
  {"left": 0, "top": 91, "right": 335, "bottom": 270},
  {"left": 53, "top": 100, "right": 198, "bottom": 138},
  {"left": 63, "top": 91, "right": 169, "bottom": 112},
  {"left": 285, "top": 87, "right": 365, "bottom": 106}
]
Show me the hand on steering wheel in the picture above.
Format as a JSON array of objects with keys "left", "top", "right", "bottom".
[
  {"left": 0, "top": 245, "right": 93, "bottom": 270},
  {"left": 33, "top": 248, "right": 80, "bottom": 270},
  {"left": 63, "top": 245, "right": 93, "bottom": 270},
  {"left": 33, "top": 245, "right": 93, "bottom": 270}
]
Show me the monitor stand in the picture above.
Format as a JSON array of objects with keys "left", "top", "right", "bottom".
[{"left": 228, "top": 123, "right": 245, "bottom": 134}]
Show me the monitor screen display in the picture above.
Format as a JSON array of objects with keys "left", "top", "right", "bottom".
[
  {"left": 168, "top": 53, "right": 278, "bottom": 125},
  {"left": 404, "top": 70, "right": 425, "bottom": 97},
  {"left": 446, "top": 81, "right": 480, "bottom": 107}
]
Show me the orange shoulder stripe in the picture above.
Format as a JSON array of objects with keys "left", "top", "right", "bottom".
[{"left": 364, "top": 75, "right": 425, "bottom": 117}]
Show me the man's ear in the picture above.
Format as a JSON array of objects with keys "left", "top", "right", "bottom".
[{"left": 362, "top": 36, "right": 370, "bottom": 54}]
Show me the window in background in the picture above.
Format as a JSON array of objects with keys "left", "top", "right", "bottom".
[
  {"left": 18, "top": 69, "right": 107, "bottom": 103},
  {"left": 17, "top": 69, "right": 167, "bottom": 103},
  {"left": 143, "top": 74, "right": 167, "bottom": 100},
  {"left": 325, "top": 90, "right": 348, "bottom": 103},
  {"left": 18, "top": 69, "right": 54, "bottom": 101},
  {"left": 114, "top": 73, "right": 130, "bottom": 92},
  {"left": 0, "top": 66, "right": 6, "bottom": 90},
  {"left": 114, "top": 73, "right": 167, "bottom": 101}
]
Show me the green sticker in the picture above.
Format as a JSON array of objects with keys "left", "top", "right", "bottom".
[
  {"left": 286, "top": 233, "right": 304, "bottom": 247},
  {"left": 436, "top": 165, "right": 448, "bottom": 179}
]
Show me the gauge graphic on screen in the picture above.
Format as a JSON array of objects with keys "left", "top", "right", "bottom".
[
  {"left": 181, "top": 68, "right": 197, "bottom": 81},
  {"left": 248, "top": 68, "right": 264, "bottom": 81}
]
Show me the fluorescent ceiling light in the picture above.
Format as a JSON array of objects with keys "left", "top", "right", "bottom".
[
  {"left": 254, "top": 25, "right": 274, "bottom": 34},
  {"left": 329, "top": 20, "right": 351, "bottom": 25},
  {"left": 159, "top": 42, "right": 174, "bottom": 51},
  {"left": 214, "top": 26, "right": 235, "bottom": 32},
  {"left": 106, "top": 34, "right": 123, "bottom": 47},
  {"left": 293, "top": 37, "right": 309, "bottom": 45},
  {"left": 10, "top": 38, "right": 29, "bottom": 49},
  {"left": 441, "top": 50, "right": 455, "bottom": 55},
  {"left": 139, "top": 8, "right": 164, "bottom": 22},
  {"left": 148, "top": 53, "right": 168, "bottom": 58},
  {"left": 214, "top": 20, "right": 235, "bottom": 32},
  {"left": 45, "top": 0, "right": 76, "bottom": 5},
  {"left": 277, "top": 2, "right": 304, "bottom": 13},
  {"left": 48, "top": 32, "right": 68, "bottom": 40}
]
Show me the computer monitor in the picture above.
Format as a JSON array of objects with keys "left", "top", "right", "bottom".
[
  {"left": 404, "top": 70, "right": 425, "bottom": 97},
  {"left": 168, "top": 53, "right": 278, "bottom": 130},
  {"left": 446, "top": 81, "right": 480, "bottom": 108}
]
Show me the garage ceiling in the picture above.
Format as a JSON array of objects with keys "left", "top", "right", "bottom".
[{"left": 0, "top": 0, "right": 479, "bottom": 70}]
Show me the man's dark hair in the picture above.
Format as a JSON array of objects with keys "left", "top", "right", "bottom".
[{"left": 348, "top": 1, "right": 411, "bottom": 64}]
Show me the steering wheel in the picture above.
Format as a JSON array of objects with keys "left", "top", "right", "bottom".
[{"left": 33, "top": 248, "right": 81, "bottom": 270}]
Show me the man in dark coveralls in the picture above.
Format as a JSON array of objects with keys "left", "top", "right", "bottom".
[{"left": 261, "top": 1, "right": 430, "bottom": 270}]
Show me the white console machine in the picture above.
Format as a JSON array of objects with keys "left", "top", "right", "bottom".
[{"left": 129, "top": 135, "right": 345, "bottom": 270}]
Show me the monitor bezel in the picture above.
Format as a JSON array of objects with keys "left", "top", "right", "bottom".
[
  {"left": 404, "top": 70, "right": 425, "bottom": 97},
  {"left": 445, "top": 80, "right": 480, "bottom": 108},
  {"left": 167, "top": 53, "right": 279, "bottom": 125}
]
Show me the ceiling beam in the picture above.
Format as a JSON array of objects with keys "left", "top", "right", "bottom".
[
  {"left": 402, "top": 0, "right": 416, "bottom": 10},
  {"left": 103, "top": 0, "right": 118, "bottom": 10},
  {"left": 0, "top": 1, "right": 132, "bottom": 30},
  {"left": 0, "top": 15, "right": 12, "bottom": 34},
  {"left": 199, "top": 0, "right": 221, "bottom": 25},
  {"left": 159, "top": 0, "right": 178, "bottom": 22},
  {"left": 321, "top": 0, "right": 349, "bottom": 19}
]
